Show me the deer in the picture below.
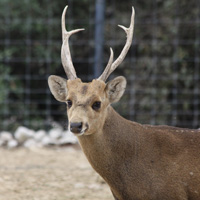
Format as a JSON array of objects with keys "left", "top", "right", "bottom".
[{"left": 48, "top": 5, "right": 200, "bottom": 200}]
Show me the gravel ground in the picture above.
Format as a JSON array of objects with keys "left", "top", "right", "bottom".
[{"left": 0, "top": 146, "right": 113, "bottom": 200}]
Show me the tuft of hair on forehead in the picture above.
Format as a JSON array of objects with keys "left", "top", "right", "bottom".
[
  {"left": 67, "top": 78, "right": 106, "bottom": 95},
  {"left": 80, "top": 85, "right": 88, "bottom": 95}
]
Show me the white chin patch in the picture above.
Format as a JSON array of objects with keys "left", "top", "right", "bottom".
[
  {"left": 78, "top": 128, "right": 87, "bottom": 136},
  {"left": 77, "top": 132, "right": 85, "bottom": 137},
  {"left": 71, "top": 128, "right": 87, "bottom": 137}
]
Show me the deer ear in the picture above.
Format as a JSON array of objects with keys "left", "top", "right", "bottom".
[
  {"left": 48, "top": 75, "right": 68, "bottom": 102},
  {"left": 105, "top": 76, "right": 127, "bottom": 103}
]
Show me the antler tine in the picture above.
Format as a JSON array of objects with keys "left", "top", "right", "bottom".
[
  {"left": 98, "top": 48, "right": 114, "bottom": 81},
  {"left": 61, "top": 5, "right": 84, "bottom": 80},
  {"left": 98, "top": 7, "right": 135, "bottom": 82}
]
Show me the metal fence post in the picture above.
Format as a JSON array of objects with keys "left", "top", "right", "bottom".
[{"left": 94, "top": 0, "right": 105, "bottom": 78}]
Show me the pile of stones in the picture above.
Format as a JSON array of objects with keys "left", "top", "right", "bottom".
[{"left": 0, "top": 126, "right": 78, "bottom": 149}]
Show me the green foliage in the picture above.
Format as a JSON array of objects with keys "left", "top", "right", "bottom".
[
  {"left": 0, "top": 64, "right": 10, "bottom": 104},
  {"left": 0, "top": 0, "right": 199, "bottom": 130},
  {"left": 108, "top": 0, "right": 200, "bottom": 128}
]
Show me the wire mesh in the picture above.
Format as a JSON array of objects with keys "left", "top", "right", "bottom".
[{"left": 0, "top": 0, "right": 199, "bottom": 131}]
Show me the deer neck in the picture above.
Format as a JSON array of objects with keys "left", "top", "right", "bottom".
[{"left": 77, "top": 106, "right": 142, "bottom": 177}]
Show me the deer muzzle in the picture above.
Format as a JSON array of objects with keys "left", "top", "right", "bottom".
[
  {"left": 69, "top": 121, "right": 89, "bottom": 136},
  {"left": 70, "top": 122, "right": 83, "bottom": 134}
]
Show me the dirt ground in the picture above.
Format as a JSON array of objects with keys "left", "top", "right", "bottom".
[{"left": 0, "top": 146, "right": 113, "bottom": 200}]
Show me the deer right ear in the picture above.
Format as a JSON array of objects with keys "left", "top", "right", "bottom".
[{"left": 48, "top": 75, "right": 68, "bottom": 102}]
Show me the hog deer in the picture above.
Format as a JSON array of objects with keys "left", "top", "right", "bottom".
[{"left": 48, "top": 5, "right": 200, "bottom": 200}]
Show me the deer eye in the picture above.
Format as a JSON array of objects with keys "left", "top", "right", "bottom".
[
  {"left": 66, "top": 100, "right": 72, "bottom": 108},
  {"left": 92, "top": 101, "right": 101, "bottom": 111}
]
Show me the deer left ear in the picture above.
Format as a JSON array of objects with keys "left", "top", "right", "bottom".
[{"left": 105, "top": 76, "right": 127, "bottom": 103}]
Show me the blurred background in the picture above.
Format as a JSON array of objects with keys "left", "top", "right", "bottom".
[{"left": 0, "top": 0, "right": 199, "bottom": 132}]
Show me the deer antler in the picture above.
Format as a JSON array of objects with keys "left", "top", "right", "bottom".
[
  {"left": 61, "top": 6, "right": 84, "bottom": 80},
  {"left": 98, "top": 7, "right": 135, "bottom": 82}
]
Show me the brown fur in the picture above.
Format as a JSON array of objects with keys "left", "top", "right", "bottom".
[
  {"left": 48, "top": 77, "right": 200, "bottom": 200},
  {"left": 78, "top": 107, "right": 200, "bottom": 200}
]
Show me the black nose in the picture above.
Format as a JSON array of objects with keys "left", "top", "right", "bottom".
[{"left": 70, "top": 122, "right": 83, "bottom": 134}]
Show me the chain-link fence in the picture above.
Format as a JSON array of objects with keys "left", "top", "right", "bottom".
[{"left": 0, "top": 0, "right": 200, "bottom": 131}]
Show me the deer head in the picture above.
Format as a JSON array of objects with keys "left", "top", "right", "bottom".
[{"left": 48, "top": 5, "right": 135, "bottom": 136}]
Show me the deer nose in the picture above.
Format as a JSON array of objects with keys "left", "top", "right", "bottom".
[{"left": 70, "top": 122, "right": 83, "bottom": 134}]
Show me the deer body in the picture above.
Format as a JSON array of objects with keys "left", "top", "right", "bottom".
[
  {"left": 78, "top": 106, "right": 200, "bottom": 200},
  {"left": 48, "top": 5, "right": 200, "bottom": 200}
]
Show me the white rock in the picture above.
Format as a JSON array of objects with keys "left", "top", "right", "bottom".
[
  {"left": 0, "top": 131, "right": 13, "bottom": 145},
  {"left": 7, "top": 139, "right": 18, "bottom": 149},
  {"left": 23, "top": 139, "right": 40, "bottom": 148},
  {"left": 0, "top": 131, "right": 13, "bottom": 141},
  {"left": 0, "top": 140, "right": 4, "bottom": 147},
  {"left": 34, "top": 130, "right": 46, "bottom": 142},
  {"left": 15, "top": 126, "right": 34, "bottom": 143},
  {"left": 41, "top": 135, "right": 52, "bottom": 146},
  {"left": 58, "top": 130, "right": 77, "bottom": 145},
  {"left": 49, "top": 128, "right": 63, "bottom": 140}
]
